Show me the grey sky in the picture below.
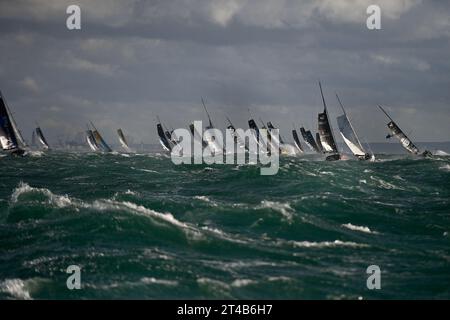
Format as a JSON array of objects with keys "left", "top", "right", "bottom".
[{"left": 0, "top": 0, "right": 449, "bottom": 145}]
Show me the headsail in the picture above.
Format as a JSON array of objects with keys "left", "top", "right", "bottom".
[
  {"left": 117, "top": 128, "right": 131, "bottom": 152},
  {"left": 378, "top": 105, "right": 421, "bottom": 155},
  {"left": 0, "top": 91, "right": 25, "bottom": 155},
  {"left": 317, "top": 82, "right": 339, "bottom": 158},
  {"left": 35, "top": 124, "right": 50, "bottom": 150},
  {"left": 336, "top": 94, "right": 371, "bottom": 160}
]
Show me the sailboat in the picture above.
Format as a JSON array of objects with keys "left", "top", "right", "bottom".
[
  {"left": 89, "top": 122, "right": 112, "bottom": 152},
  {"left": 117, "top": 128, "right": 132, "bottom": 152},
  {"left": 266, "top": 120, "right": 297, "bottom": 155},
  {"left": 0, "top": 90, "right": 26, "bottom": 156},
  {"left": 379, "top": 106, "right": 431, "bottom": 157},
  {"left": 336, "top": 94, "right": 373, "bottom": 160},
  {"left": 86, "top": 128, "right": 99, "bottom": 151},
  {"left": 35, "top": 123, "right": 50, "bottom": 150},
  {"left": 292, "top": 125, "right": 304, "bottom": 153},
  {"left": 226, "top": 116, "right": 246, "bottom": 151},
  {"left": 317, "top": 82, "right": 340, "bottom": 161},
  {"left": 201, "top": 98, "right": 223, "bottom": 155},
  {"left": 300, "top": 127, "right": 320, "bottom": 153},
  {"left": 156, "top": 117, "right": 173, "bottom": 152}
]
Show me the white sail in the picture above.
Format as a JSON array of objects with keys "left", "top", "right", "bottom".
[
  {"left": 117, "top": 129, "right": 132, "bottom": 152},
  {"left": 337, "top": 114, "right": 366, "bottom": 156}
]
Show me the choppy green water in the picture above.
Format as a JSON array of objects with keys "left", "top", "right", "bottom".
[{"left": 0, "top": 151, "right": 449, "bottom": 299}]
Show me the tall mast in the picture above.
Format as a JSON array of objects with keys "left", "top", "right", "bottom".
[
  {"left": 318, "top": 81, "right": 338, "bottom": 152},
  {"left": 378, "top": 105, "right": 394, "bottom": 122},
  {"left": 336, "top": 93, "right": 364, "bottom": 150},
  {"left": 201, "top": 97, "right": 213, "bottom": 128}
]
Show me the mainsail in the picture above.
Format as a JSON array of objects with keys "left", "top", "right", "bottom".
[
  {"left": 0, "top": 91, "right": 25, "bottom": 155},
  {"left": 315, "top": 133, "right": 324, "bottom": 153},
  {"left": 90, "top": 122, "right": 112, "bottom": 152},
  {"left": 86, "top": 129, "right": 99, "bottom": 151},
  {"left": 336, "top": 94, "right": 370, "bottom": 160},
  {"left": 317, "top": 82, "right": 339, "bottom": 159},
  {"left": 378, "top": 105, "right": 421, "bottom": 155},
  {"left": 117, "top": 128, "right": 131, "bottom": 152},
  {"left": 292, "top": 128, "right": 304, "bottom": 153},
  {"left": 35, "top": 125, "right": 50, "bottom": 150}
]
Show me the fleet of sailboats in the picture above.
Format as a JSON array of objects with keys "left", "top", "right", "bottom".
[{"left": 0, "top": 87, "right": 439, "bottom": 159}]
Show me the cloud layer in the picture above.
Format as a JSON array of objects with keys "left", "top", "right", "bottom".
[{"left": 0, "top": 0, "right": 449, "bottom": 144}]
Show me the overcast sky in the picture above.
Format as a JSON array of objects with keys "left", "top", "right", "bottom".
[{"left": 0, "top": 0, "right": 449, "bottom": 145}]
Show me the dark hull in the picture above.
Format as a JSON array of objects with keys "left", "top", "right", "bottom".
[{"left": 325, "top": 154, "right": 341, "bottom": 161}]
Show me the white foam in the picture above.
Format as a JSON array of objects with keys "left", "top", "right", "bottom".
[
  {"left": 342, "top": 223, "right": 378, "bottom": 234},
  {"left": 11, "top": 182, "right": 73, "bottom": 208},
  {"left": 231, "top": 279, "right": 255, "bottom": 287},
  {"left": 259, "top": 200, "right": 294, "bottom": 221},
  {"left": 140, "top": 277, "right": 178, "bottom": 286},
  {"left": 289, "top": 240, "right": 368, "bottom": 249},
  {"left": 439, "top": 164, "right": 450, "bottom": 172},
  {"left": 0, "top": 279, "right": 31, "bottom": 300},
  {"left": 434, "top": 150, "right": 449, "bottom": 156},
  {"left": 194, "top": 196, "right": 218, "bottom": 207},
  {"left": 370, "top": 176, "right": 404, "bottom": 190}
]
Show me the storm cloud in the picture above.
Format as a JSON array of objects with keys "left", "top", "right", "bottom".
[{"left": 0, "top": 0, "right": 449, "bottom": 145}]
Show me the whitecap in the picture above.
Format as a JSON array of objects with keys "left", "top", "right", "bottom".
[
  {"left": 370, "top": 176, "right": 404, "bottom": 190},
  {"left": 288, "top": 240, "right": 368, "bottom": 249},
  {"left": 434, "top": 150, "right": 449, "bottom": 156},
  {"left": 231, "top": 279, "right": 256, "bottom": 287},
  {"left": 0, "top": 279, "right": 32, "bottom": 300},
  {"left": 342, "top": 223, "right": 378, "bottom": 234},
  {"left": 439, "top": 164, "right": 450, "bottom": 172},
  {"left": 11, "top": 182, "right": 73, "bottom": 208},
  {"left": 194, "top": 195, "right": 218, "bottom": 207},
  {"left": 140, "top": 277, "right": 178, "bottom": 286},
  {"left": 259, "top": 200, "right": 294, "bottom": 221}
]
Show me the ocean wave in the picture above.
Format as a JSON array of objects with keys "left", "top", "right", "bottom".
[
  {"left": 0, "top": 279, "right": 32, "bottom": 300},
  {"left": 10, "top": 182, "right": 195, "bottom": 234},
  {"left": 258, "top": 200, "right": 294, "bottom": 221},
  {"left": 194, "top": 195, "right": 218, "bottom": 207},
  {"left": 439, "top": 164, "right": 450, "bottom": 172},
  {"left": 370, "top": 176, "right": 405, "bottom": 190},
  {"left": 341, "top": 223, "right": 378, "bottom": 234},
  {"left": 434, "top": 150, "right": 449, "bottom": 156},
  {"left": 11, "top": 182, "right": 73, "bottom": 208},
  {"left": 231, "top": 279, "right": 256, "bottom": 287},
  {"left": 288, "top": 240, "right": 369, "bottom": 249}
]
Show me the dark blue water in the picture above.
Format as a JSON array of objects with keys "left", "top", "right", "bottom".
[{"left": 0, "top": 152, "right": 449, "bottom": 299}]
